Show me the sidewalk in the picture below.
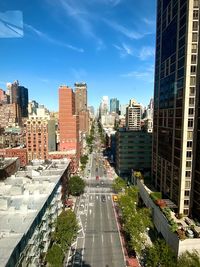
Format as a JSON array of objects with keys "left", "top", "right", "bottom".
[{"left": 114, "top": 203, "right": 140, "bottom": 267}]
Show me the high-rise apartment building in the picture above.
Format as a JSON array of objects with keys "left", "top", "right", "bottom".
[
  {"left": 18, "top": 86, "right": 29, "bottom": 117},
  {"left": 74, "top": 82, "right": 87, "bottom": 114},
  {"left": 59, "top": 85, "right": 79, "bottom": 153},
  {"left": 100, "top": 96, "right": 109, "bottom": 117},
  {"left": 126, "top": 99, "right": 141, "bottom": 131},
  {"left": 6, "top": 81, "right": 29, "bottom": 117},
  {"left": 110, "top": 98, "right": 120, "bottom": 114},
  {"left": 74, "top": 82, "right": 89, "bottom": 133},
  {"left": 153, "top": 0, "right": 200, "bottom": 217}
]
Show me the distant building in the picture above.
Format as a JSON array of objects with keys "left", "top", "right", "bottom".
[
  {"left": 25, "top": 118, "right": 56, "bottom": 161},
  {"left": 28, "top": 100, "right": 39, "bottom": 116},
  {"left": 6, "top": 81, "right": 29, "bottom": 118},
  {"left": 110, "top": 98, "right": 120, "bottom": 114},
  {"left": 0, "top": 103, "right": 22, "bottom": 128},
  {"left": 0, "top": 89, "right": 9, "bottom": 104},
  {"left": 143, "top": 98, "right": 154, "bottom": 133},
  {"left": 126, "top": 99, "right": 142, "bottom": 131},
  {"left": 74, "top": 82, "right": 89, "bottom": 134},
  {"left": 0, "top": 148, "right": 27, "bottom": 167},
  {"left": 88, "top": 106, "right": 95, "bottom": 117},
  {"left": 115, "top": 129, "right": 152, "bottom": 177},
  {"left": 74, "top": 82, "right": 87, "bottom": 114},
  {"left": 120, "top": 104, "right": 128, "bottom": 116},
  {"left": 99, "top": 96, "right": 109, "bottom": 118}
]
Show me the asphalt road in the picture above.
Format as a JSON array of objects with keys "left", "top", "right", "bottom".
[
  {"left": 66, "top": 124, "right": 125, "bottom": 267},
  {"left": 82, "top": 193, "right": 126, "bottom": 267}
]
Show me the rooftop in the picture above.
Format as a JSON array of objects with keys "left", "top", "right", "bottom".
[
  {"left": 0, "top": 157, "right": 18, "bottom": 170},
  {"left": 0, "top": 158, "right": 70, "bottom": 267}
]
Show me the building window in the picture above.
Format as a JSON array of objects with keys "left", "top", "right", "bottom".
[
  {"left": 187, "top": 131, "right": 193, "bottom": 139},
  {"left": 189, "top": 98, "right": 195, "bottom": 106},
  {"left": 186, "top": 151, "right": 192, "bottom": 158},
  {"left": 184, "top": 209, "right": 189, "bottom": 215},
  {"left": 192, "top": 44, "right": 197, "bottom": 53},
  {"left": 188, "top": 119, "right": 193, "bottom": 128},
  {"left": 185, "top": 171, "right": 191, "bottom": 177},
  {"left": 186, "top": 161, "right": 191, "bottom": 168},
  {"left": 191, "top": 65, "right": 196, "bottom": 73},
  {"left": 190, "top": 87, "right": 195, "bottom": 96},
  {"left": 188, "top": 108, "right": 194, "bottom": 115},
  {"left": 192, "top": 32, "right": 198, "bottom": 42},
  {"left": 185, "top": 180, "right": 191, "bottom": 188},
  {"left": 184, "top": 200, "right": 189, "bottom": 206},
  {"left": 194, "top": 0, "right": 199, "bottom": 8},
  {"left": 187, "top": 141, "right": 192, "bottom": 148},
  {"left": 184, "top": 190, "right": 190, "bottom": 197},
  {"left": 190, "top": 76, "right": 196, "bottom": 85},
  {"left": 193, "top": 21, "right": 198, "bottom": 31},
  {"left": 191, "top": 54, "right": 197, "bottom": 64},
  {"left": 193, "top": 10, "right": 199, "bottom": 20}
]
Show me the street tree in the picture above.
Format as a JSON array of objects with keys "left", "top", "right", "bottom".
[
  {"left": 118, "top": 186, "right": 152, "bottom": 254},
  {"left": 46, "top": 244, "right": 64, "bottom": 267},
  {"left": 53, "top": 210, "right": 78, "bottom": 251},
  {"left": 145, "top": 239, "right": 177, "bottom": 267},
  {"left": 80, "top": 155, "right": 88, "bottom": 166},
  {"left": 69, "top": 175, "right": 85, "bottom": 196},
  {"left": 112, "top": 176, "right": 126, "bottom": 193}
]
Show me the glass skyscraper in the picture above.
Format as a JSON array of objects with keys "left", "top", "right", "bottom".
[{"left": 153, "top": 0, "right": 200, "bottom": 218}]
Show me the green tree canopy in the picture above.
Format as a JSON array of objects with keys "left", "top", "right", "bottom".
[
  {"left": 145, "top": 239, "right": 177, "bottom": 267},
  {"left": 53, "top": 210, "right": 78, "bottom": 250},
  {"left": 69, "top": 175, "right": 85, "bottom": 196},
  {"left": 112, "top": 176, "right": 127, "bottom": 193},
  {"left": 119, "top": 187, "right": 152, "bottom": 254},
  {"left": 46, "top": 244, "right": 64, "bottom": 267}
]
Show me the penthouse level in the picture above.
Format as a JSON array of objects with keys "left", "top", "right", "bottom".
[{"left": 0, "top": 158, "right": 70, "bottom": 267}]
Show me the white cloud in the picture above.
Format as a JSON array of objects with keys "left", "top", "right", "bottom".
[
  {"left": 114, "top": 43, "right": 155, "bottom": 61},
  {"left": 25, "top": 23, "right": 84, "bottom": 52},
  {"left": 93, "top": 0, "right": 122, "bottom": 6},
  {"left": 143, "top": 18, "right": 156, "bottom": 26},
  {"left": 57, "top": 0, "right": 105, "bottom": 50},
  {"left": 121, "top": 65, "right": 154, "bottom": 82},
  {"left": 104, "top": 18, "right": 143, "bottom": 39},
  {"left": 139, "top": 46, "right": 155, "bottom": 60},
  {"left": 113, "top": 43, "right": 134, "bottom": 57}
]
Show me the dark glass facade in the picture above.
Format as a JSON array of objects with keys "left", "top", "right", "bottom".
[{"left": 153, "top": 0, "right": 199, "bottom": 216}]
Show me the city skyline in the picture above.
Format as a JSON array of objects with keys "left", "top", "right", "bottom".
[{"left": 0, "top": 0, "right": 156, "bottom": 110}]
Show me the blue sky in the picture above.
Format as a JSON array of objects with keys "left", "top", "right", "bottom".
[{"left": 0, "top": 0, "right": 156, "bottom": 111}]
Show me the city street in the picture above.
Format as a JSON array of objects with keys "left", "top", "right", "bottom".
[{"left": 66, "top": 130, "right": 126, "bottom": 267}]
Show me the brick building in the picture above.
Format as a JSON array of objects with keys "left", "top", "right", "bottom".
[{"left": 59, "top": 85, "right": 79, "bottom": 170}]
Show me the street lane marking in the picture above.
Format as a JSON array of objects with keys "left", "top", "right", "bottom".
[{"left": 102, "top": 234, "right": 104, "bottom": 243}]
